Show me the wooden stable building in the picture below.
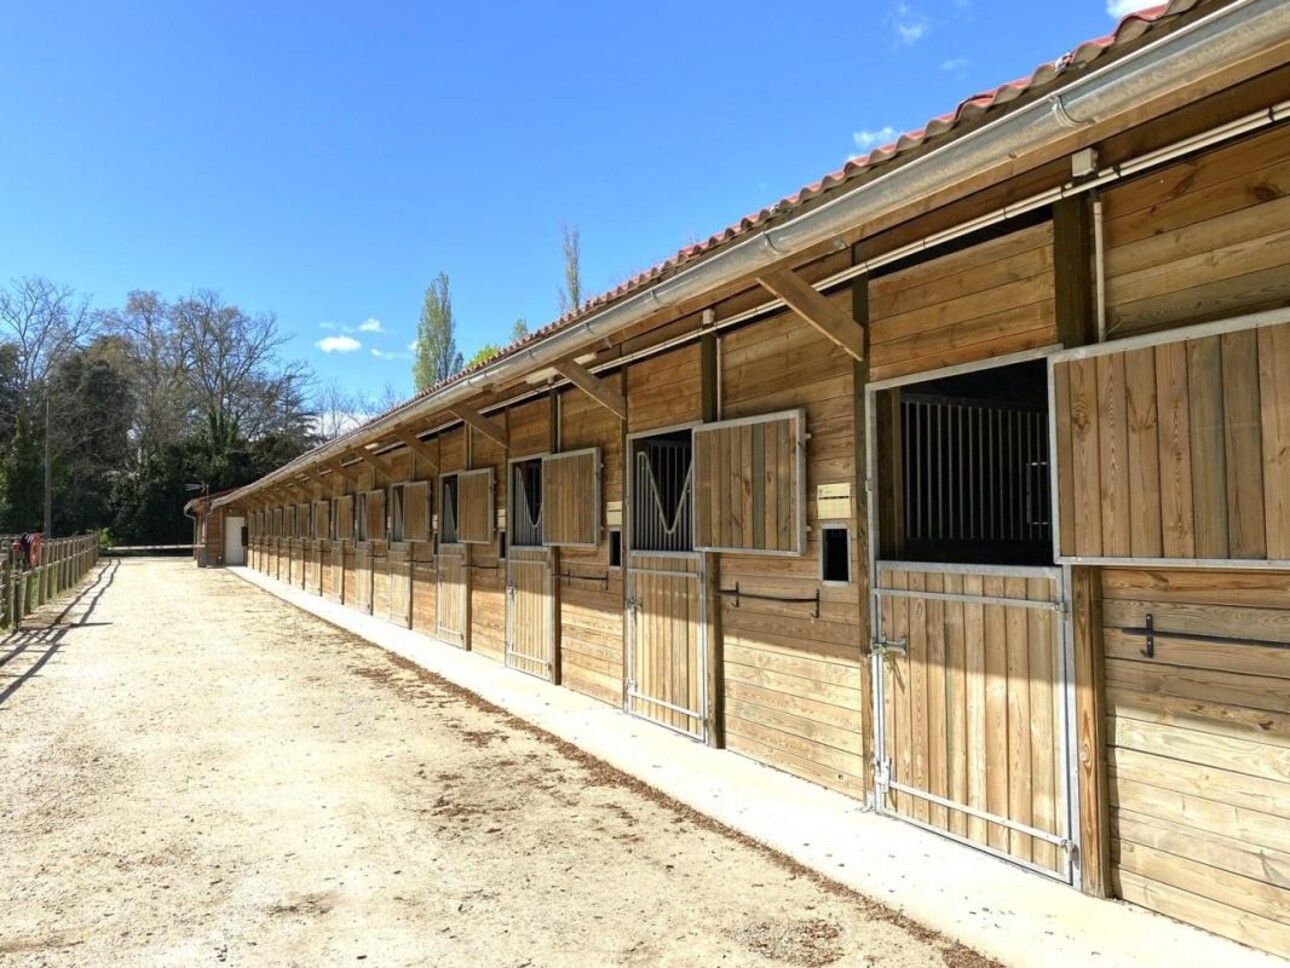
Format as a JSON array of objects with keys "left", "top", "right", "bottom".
[{"left": 212, "top": 1, "right": 1290, "bottom": 956}]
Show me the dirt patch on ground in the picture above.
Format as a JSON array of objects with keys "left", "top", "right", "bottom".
[{"left": 0, "top": 558, "right": 998, "bottom": 967}]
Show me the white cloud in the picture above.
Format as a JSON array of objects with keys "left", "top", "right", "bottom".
[
  {"left": 1106, "top": 0, "right": 1152, "bottom": 16},
  {"left": 318, "top": 321, "right": 338, "bottom": 331},
  {"left": 358, "top": 317, "right": 384, "bottom": 333},
  {"left": 941, "top": 57, "right": 970, "bottom": 72},
  {"left": 316, "top": 335, "right": 361, "bottom": 354},
  {"left": 371, "top": 348, "right": 413, "bottom": 361},
  {"left": 891, "top": 3, "right": 929, "bottom": 44},
  {"left": 853, "top": 126, "right": 899, "bottom": 153}
]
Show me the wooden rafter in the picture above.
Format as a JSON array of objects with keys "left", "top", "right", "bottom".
[
  {"left": 349, "top": 447, "right": 393, "bottom": 480},
  {"left": 324, "top": 459, "right": 361, "bottom": 484},
  {"left": 388, "top": 425, "right": 440, "bottom": 470},
  {"left": 756, "top": 268, "right": 865, "bottom": 361},
  {"left": 553, "top": 358, "right": 626, "bottom": 421},
  {"left": 450, "top": 403, "right": 508, "bottom": 448}
]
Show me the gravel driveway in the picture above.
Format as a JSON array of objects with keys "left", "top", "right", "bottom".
[{"left": 0, "top": 558, "right": 994, "bottom": 967}]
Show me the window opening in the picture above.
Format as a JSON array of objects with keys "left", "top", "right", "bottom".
[
  {"left": 391, "top": 484, "right": 406, "bottom": 543},
  {"left": 356, "top": 493, "right": 368, "bottom": 542},
  {"left": 821, "top": 525, "right": 850, "bottom": 584},
  {"left": 608, "top": 528, "right": 623, "bottom": 569},
  {"left": 510, "top": 458, "right": 543, "bottom": 547},
  {"left": 498, "top": 533, "right": 507, "bottom": 560},
  {"left": 879, "top": 359, "right": 1051, "bottom": 565},
  {"left": 631, "top": 430, "right": 693, "bottom": 552},
  {"left": 440, "top": 475, "right": 460, "bottom": 544}
]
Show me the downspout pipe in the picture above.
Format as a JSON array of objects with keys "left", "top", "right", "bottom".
[{"left": 223, "top": 0, "right": 1289, "bottom": 507}]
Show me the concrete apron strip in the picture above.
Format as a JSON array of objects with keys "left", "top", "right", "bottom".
[{"left": 231, "top": 566, "right": 1281, "bottom": 968}]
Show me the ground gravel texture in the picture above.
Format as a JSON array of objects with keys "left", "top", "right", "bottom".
[{"left": 0, "top": 558, "right": 998, "bottom": 968}]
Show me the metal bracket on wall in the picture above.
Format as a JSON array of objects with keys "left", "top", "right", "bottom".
[{"left": 718, "top": 581, "right": 820, "bottom": 619}]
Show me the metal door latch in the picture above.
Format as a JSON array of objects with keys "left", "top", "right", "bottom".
[
  {"left": 1141, "top": 612, "right": 1154, "bottom": 658},
  {"left": 871, "top": 637, "right": 907, "bottom": 657}
]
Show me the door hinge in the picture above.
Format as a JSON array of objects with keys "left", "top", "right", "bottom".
[{"left": 874, "top": 757, "right": 893, "bottom": 790}]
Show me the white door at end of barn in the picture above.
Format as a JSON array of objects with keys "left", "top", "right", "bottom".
[{"left": 224, "top": 517, "right": 245, "bottom": 566}]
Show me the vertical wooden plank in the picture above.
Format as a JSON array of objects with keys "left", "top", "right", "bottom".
[
  {"left": 729, "top": 426, "right": 743, "bottom": 546},
  {"left": 764, "top": 424, "right": 780, "bottom": 552},
  {"left": 879, "top": 569, "right": 897, "bottom": 811},
  {"left": 777, "top": 418, "right": 793, "bottom": 550},
  {"left": 1123, "top": 347, "right": 1163, "bottom": 558},
  {"left": 700, "top": 330, "right": 723, "bottom": 748},
  {"left": 944, "top": 572, "right": 968, "bottom": 839},
  {"left": 1260, "top": 323, "right": 1290, "bottom": 559},
  {"left": 1071, "top": 566, "right": 1109, "bottom": 897},
  {"left": 1053, "top": 363, "right": 1077, "bottom": 557},
  {"left": 1097, "top": 353, "right": 1131, "bottom": 557},
  {"left": 1188, "top": 336, "right": 1229, "bottom": 559},
  {"left": 1221, "top": 329, "right": 1266, "bottom": 559},
  {"left": 751, "top": 422, "right": 766, "bottom": 551},
  {"left": 1005, "top": 576, "right": 1032, "bottom": 863},
  {"left": 983, "top": 575, "right": 1009, "bottom": 853},
  {"left": 740, "top": 423, "right": 755, "bottom": 550},
  {"left": 1069, "top": 358, "right": 1103, "bottom": 557},
  {"left": 1155, "top": 341, "right": 1196, "bottom": 558},
  {"left": 1053, "top": 196, "right": 1096, "bottom": 348},
  {"left": 891, "top": 568, "right": 911, "bottom": 817},
  {"left": 925, "top": 572, "right": 948, "bottom": 832},
  {"left": 963, "top": 573, "right": 988, "bottom": 846},
  {"left": 1027, "top": 576, "right": 1057, "bottom": 872}
]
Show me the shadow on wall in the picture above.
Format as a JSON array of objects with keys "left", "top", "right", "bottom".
[{"left": 0, "top": 558, "right": 119, "bottom": 710}]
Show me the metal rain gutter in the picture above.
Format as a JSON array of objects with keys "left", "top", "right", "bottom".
[{"left": 222, "top": 0, "right": 1288, "bottom": 507}]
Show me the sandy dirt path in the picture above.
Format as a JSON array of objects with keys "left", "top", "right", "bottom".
[{"left": 0, "top": 558, "right": 995, "bottom": 967}]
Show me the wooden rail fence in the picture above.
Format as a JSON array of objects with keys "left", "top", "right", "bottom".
[{"left": 3, "top": 535, "right": 100, "bottom": 628}]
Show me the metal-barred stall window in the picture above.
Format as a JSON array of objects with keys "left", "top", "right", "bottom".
[
  {"left": 693, "top": 409, "right": 806, "bottom": 555},
  {"left": 510, "top": 458, "right": 543, "bottom": 547},
  {"left": 877, "top": 360, "right": 1052, "bottom": 566},
  {"left": 439, "top": 475, "right": 460, "bottom": 544},
  {"left": 390, "top": 484, "right": 406, "bottom": 543},
  {"left": 630, "top": 430, "right": 693, "bottom": 553},
  {"left": 356, "top": 492, "right": 368, "bottom": 542}
]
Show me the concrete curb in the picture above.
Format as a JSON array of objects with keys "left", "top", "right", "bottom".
[{"left": 231, "top": 566, "right": 1282, "bottom": 968}]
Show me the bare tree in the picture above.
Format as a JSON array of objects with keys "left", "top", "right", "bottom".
[
  {"left": 312, "top": 381, "right": 368, "bottom": 442},
  {"left": 0, "top": 275, "right": 93, "bottom": 399},
  {"left": 171, "top": 290, "right": 313, "bottom": 448},
  {"left": 557, "top": 223, "right": 582, "bottom": 317},
  {"left": 99, "top": 291, "right": 190, "bottom": 463}
]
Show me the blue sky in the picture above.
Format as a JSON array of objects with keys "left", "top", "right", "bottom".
[{"left": 0, "top": 0, "right": 1152, "bottom": 402}]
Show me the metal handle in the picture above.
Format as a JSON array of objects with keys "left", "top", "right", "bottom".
[{"left": 872, "top": 637, "right": 907, "bottom": 658}]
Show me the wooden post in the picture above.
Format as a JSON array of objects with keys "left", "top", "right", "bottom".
[
  {"left": 700, "top": 322, "right": 724, "bottom": 749},
  {"left": 851, "top": 270, "right": 875, "bottom": 799},
  {"left": 1054, "top": 195, "right": 1096, "bottom": 348}
]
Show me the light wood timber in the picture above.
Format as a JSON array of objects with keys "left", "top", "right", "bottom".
[
  {"left": 553, "top": 357, "right": 627, "bottom": 421},
  {"left": 755, "top": 268, "right": 865, "bottom": 362},
  {"left": 450, "top": 403, "right": 508, "bottom": 448}
]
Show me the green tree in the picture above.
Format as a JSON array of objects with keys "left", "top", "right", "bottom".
[
  {"left": 511, "top": 318, "right": 529, "bottom": 342},
  {"left": 3, "top": 411, "right": 44, "bottom": 532},
  {"left": 467, "top": 343, "right": 502, "bottom": 367},
  {"left": 413, "top": 273, "right": 463, "bottom": 390}
]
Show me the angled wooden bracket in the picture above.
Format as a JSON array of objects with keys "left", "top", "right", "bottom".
[
  {"left": 349, "top": 447, "right": 393, "bottom": 480},
  {"left": 389, "top": 425, "right": 440, "bottom": 470},
  {"left": 756, "top": 268, "right": 865, "bottom": 361},
  {"left": 553, "top": 358, "right": 626, "bottom": 421},
  {"left": 324, "top": 459, "right": 361, "bottom": 484},
  {"left": 450, "top": 403, "right": 508, "bottom": 449}
]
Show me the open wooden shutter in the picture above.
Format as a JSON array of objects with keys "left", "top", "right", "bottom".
[
  {"left": 1053, "top": 319, "right": 1290, "bottom": 562},
  {"left": 457, "top": 469, "right": 494, "bottom": 544},
  {"left": 403, "top": 481, "right": 430, "bottom": 541},
  {"left": 314, "top": 500, "right": 329, "bottom": 540},
  {"left": 541, "top": 448, "right": 599, "bottom": 547},
  {"left": 299, "top": 503, "right": 311, "bottom": 538},
  {"left": 693, "top": 409, "right": 806, "bottom": 554},
  {"left": 335, "top": 495, "right": 354, "bottom": 540},
  {"left": 365, "top": 489, "right": 386, "bottom": 542}
]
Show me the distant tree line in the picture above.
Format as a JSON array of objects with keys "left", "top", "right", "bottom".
[{"left": 0, "top": 277, "right": 315, "bottom": 546}]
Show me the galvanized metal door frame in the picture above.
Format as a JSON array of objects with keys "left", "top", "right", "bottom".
[
  {"left": 622, "top": 421, "right": 709, "bottom": 742},
  {"left": 504, "top": 550, "right": 555, "bottom": 680},
  {"left": 624, "top": 551, "right": 709, "bottom": 742},
  {"left": 864, "top": 350, "right": 1079, "bottom": 886},
  {"left": 436, "top": 542, "right": 468, "bottom": 645}
]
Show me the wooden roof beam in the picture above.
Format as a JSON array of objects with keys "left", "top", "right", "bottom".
[
  {"left": 552, "top": 358, "right": 626, "bottom": 421},
  {"left": 348, "top": 447, "right": 394, "bottom": 480},
  {"left": 389, "top": 425, "right": 440, "bottom": 470},
  {"left": 755, "top": 268, "right": 865, "bottom": 361},
  {"left": 450, "top": 403, "right": 508, "bottom": 449},
  {"left": 323, "top": 459, "right": 361, "bottom": 484}
]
